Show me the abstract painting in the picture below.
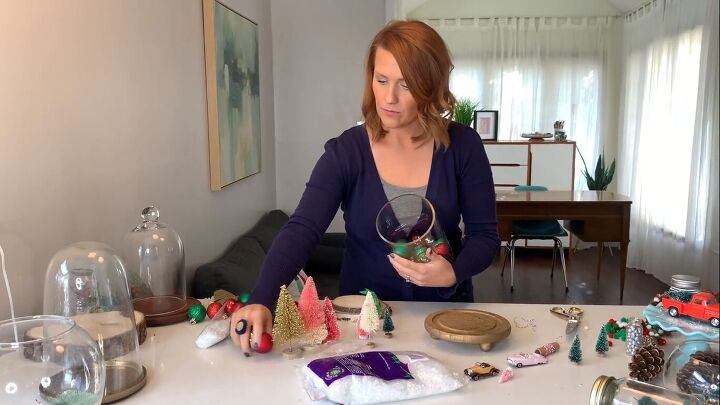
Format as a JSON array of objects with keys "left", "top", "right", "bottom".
[{"left": 203, "top": 0, "right": 260, "bottom": 190}]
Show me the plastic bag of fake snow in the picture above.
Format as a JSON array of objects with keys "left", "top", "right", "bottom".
[{"left": 301, "top": 351, "right": 465, "bottom": 404}]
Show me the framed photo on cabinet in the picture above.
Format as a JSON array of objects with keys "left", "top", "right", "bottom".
[{"left": 473, "top": 110, "right": 498, "bottom": 141}]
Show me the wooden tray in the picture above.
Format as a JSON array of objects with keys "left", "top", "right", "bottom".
[
  {"left": 332, "top": 295, "right": 392, "bottom": 318},
  {"left": 424, "top": 309, "right": 511, "bottom": 351},
  {"left": 135, "top": 297, "right": 201, "bottom": 327}
]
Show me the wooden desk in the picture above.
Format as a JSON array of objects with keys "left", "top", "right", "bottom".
[{"left": 496, "top": 190, "right": 632, "bottom": 300}]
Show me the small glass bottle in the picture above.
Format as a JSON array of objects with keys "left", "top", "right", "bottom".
[{"left": 590, "top": 375, "right": 705, "bottom": 405}]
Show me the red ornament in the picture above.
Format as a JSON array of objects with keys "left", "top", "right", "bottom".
[
  {"left": 609, "top": 319, "right": 616, "bottom": 324},
  {"left": 433, "top": 243, "right": 451, "bottom": 257},
  {"left": 608, "top": 333, "right": 614, "bottom": 339},
  {"left": 658, "top": 338, "right": 667, "bottom": 346},
  {"left": 608, "top": 340, "right": 613, "bottom": 347},
  {"left": 206, "top": 302, "right": 223, "bottom": 319},
  {"left": 234, "top": 302, "right": 245, "bottom": 312},
  {"left": 224, "top": 298, "right": 238, "bottom": 315},
  {"left": 256, "top": 332, "right": 273, "bottom": 353}
]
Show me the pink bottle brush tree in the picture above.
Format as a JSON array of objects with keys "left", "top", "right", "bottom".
[
  {"left": 322, "top": 297, "right": 341, "bottom": 343},
  {"left": 297, "top": 276, "right": 328, "bottom": 345}
]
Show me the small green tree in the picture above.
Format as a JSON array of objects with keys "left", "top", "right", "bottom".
[
  {"left": 595, "top": 326, "right": 609, "bottom": 355},
  {"left": 382, "top": 308, "right": 395, "bottom": 334},
  {"left": 569, "top": 334, "right": 582, "bottom": 364}
]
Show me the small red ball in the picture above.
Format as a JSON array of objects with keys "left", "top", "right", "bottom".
[
  {"left": 658, "top": 338, "right": 667, "bottom": 346},
  {"left": 642, "top": 329, "right": 649, "bottom": 336},
  {"left": 608, "top": 333, "right": 614, "bottom": 339},
  {"left": 233, "top": 302, "right": 245, "bottom": 312},
  {"left": 256, "top": 332, "right": 273, "bottom": 353},
  {"left": 609, "top": 319, "right": 616, "bottom": 324},
  {"left": 608, "top": 340, "right": 613, "bottom": 347},
  {"left": 206, "top": 302, "right": 223, "bottom": 319},
  {"left": 433, "top": 243, "right": 451, "bottom": 257},
  {"left": 224, "top": 298, "right": 238, "bottom": 315}
]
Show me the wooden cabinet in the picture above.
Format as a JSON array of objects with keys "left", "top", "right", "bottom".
[{"left": 485, "top": 140, "right": 576, "bottom": 247}]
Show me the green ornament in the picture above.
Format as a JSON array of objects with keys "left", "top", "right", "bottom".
[
  {"left": 239, "top": 291, "right": 251, "bottom": 304},
  {"left": 393, "top": 243, "right": 408, "bottom": 257},
  {"left": 188, "top": 304, "right": 206, "bottom": 324},
  {"left": 414, "top": 245, "right": 427, "bottom": 258}
]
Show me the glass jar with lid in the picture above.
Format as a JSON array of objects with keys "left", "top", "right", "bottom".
[
  {"left": 590, "top": 375, "right": 705, "bottom": 405},
  {"left": 43, "top": 241, "right": 146, "bottom": 402},
  {"left": 122, "top": 206, "right": 187, "bottom": 320}
]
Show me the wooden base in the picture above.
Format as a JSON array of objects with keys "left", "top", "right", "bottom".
[
  {"left": 282, "top": 347, "right": 304, "bottom": 359},
  {"left": 424, "top": 309, "right": 511, "bottom": 351},
  {"left": 135, "top": 297, "right": 201, "bottom": 327}
]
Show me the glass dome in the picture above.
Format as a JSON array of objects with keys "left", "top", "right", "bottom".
[
  {"left": 0, "top": 315, "right": 105, "bottom": 404},
  {"left": 43, "top": 241, "right": 146, "bottom": 403},
  {"left": 122, "top": 206, "right": 186, "bottom": 318},
  {"left": 376, "top": 194, "right": 453, "bottom": 263}
]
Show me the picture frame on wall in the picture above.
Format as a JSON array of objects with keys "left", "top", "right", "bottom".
[
  {"left": 473, "top": 110, "right": 498, "bottom": 141},
  {"left": 203, "top": 0, "right": 261, "bottom": 191}
]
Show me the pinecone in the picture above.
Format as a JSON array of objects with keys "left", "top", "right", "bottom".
[
  {"left": 628, "top": 344, "right": 665, "bottom": 382},
  {"left": 676, "top": 350, "right": 720, "bottom": 397}
]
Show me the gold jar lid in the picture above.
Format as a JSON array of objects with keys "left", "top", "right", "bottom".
[{"left": 589, "top": 375, "right": 615, "bottom": 405}]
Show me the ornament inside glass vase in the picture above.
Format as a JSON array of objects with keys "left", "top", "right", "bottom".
[{"left": 376, "top": 194, "right": 453, "bottom": 263}]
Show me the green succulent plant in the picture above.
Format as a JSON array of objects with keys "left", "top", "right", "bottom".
[
  {"left": 453, "top": 98, "right": 479, "bottom": 126},
  {"left": 577, "top": 149, "right": 616, "bottom": 191}
]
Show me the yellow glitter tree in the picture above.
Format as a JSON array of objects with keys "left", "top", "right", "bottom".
[{"left": 272, "top": 285, "right": 306, "bottom": 347}]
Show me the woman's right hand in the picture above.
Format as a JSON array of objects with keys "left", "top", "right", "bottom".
[{"left": 230, "top": 304, "right": 273, "bottom": 356}]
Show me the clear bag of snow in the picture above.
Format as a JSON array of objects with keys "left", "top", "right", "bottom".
[{"left": 301, "top": 351, "right": 466, "bottom": 404}]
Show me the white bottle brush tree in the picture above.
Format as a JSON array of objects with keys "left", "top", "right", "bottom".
[{"left": 357, "top": 291, "right": 380, "bottom": 339}]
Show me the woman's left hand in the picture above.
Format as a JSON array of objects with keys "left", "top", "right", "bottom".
[{"left": 387, "top": 249, "right": 457, "bottom": 287}]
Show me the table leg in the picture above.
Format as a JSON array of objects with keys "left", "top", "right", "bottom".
[
  {"left": 620, "top": 204, "right": 631, "bottom": 301},
  {"left": 596, "top": 242, "right": 603, "bottom": 280}
]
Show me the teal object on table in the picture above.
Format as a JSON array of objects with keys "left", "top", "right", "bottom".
[{"left": 643, "top": 304, "right": 719, "bottom": 340}]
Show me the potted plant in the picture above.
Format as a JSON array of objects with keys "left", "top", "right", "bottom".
[
  {"left": 577, "top": 149, "right": 616, "bottom": 191},
  {"left": 453, "top": 98, "right": 480, "bottom": 127}
]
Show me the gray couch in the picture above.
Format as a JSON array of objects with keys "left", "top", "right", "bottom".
[{"left": 192, "top": 210, "right": 345, "bottom": 300}]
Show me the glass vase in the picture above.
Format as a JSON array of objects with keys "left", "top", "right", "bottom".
[
  {"left": 376, "top": 194, "right": 453, "bottom": 263},
  {"left": 0, "top": 315, "right": 105, "bottom": 404}
]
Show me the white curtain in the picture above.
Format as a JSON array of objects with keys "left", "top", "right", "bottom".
[
  {"left": 431, "top": 17, "right": 612, "bottom": 189},
  {"left": 618, "top": 0, "right": 719, "bottom": 289}
]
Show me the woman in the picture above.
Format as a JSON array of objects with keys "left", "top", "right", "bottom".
[{"left": 231, "top": 20, "right": 499, "bottom": 356}]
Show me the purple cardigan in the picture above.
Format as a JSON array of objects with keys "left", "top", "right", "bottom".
[{"left": 250, "top": 122, "right": 500, "bottom": 309}]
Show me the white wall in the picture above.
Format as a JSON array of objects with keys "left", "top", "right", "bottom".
[
  {"left": 271, "top": 0, "right": 386, "bottom": 231},
  {"left": 0, "top": 0, "right": 276, "bottom": 319}
]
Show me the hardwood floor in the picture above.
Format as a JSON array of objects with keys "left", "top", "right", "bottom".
[{"left": 472, "top": 246, "right": 668, "bottom": 305}]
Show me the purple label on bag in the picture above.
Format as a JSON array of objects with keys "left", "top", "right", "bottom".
[{"left": 307, "top": 351, "right": 414, "bottom": 386}]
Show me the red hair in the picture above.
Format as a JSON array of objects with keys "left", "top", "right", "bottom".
[{"left": 362, "top": 20, "right": 456, "bottom": 148}]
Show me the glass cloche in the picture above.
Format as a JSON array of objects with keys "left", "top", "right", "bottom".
[
  {"left": 122, "top": 206, "right": 187, "bottom": 319},
  {"left": 43, "top": 241, "right": 146, "bottom": 403},
  {"left": 0, "top": 315, "right": 105, "bottom": 404}
]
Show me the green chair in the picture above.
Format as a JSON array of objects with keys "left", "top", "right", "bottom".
[{"left": 500, "top": 185, "right": 569, "bottom": 292}]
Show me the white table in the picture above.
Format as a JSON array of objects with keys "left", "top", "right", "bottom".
[{"left": 127, "top": 302, "right": 672, "bottom": 404}]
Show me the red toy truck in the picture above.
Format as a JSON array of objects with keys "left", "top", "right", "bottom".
[{"left": 662, "top": 291, "right": 719, "bottom": 327}]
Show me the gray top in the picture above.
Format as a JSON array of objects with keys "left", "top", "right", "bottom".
[{"left": 381, "top": 178, "right": 428, "bottom": 201}]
